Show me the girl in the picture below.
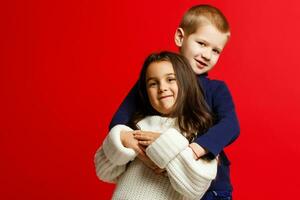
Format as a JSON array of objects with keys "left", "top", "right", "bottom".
[{"left": 94, "top": 51, "right": 217, "bottom": 200}]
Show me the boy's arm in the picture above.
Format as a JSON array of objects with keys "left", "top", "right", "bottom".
[
  {"left": 195, "top": 81, "right": 240, "bottom": 157},
  {"left": 109, "top": 81, "right": 139, "bottom": 129}
]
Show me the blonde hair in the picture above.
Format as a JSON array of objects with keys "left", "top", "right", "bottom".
[{"left": 179, "top": 4, "right": 230, "bottom": 36}]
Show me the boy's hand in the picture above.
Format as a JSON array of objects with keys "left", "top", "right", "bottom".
[
  {"left": 189, "top": 142, "right": 207, "bottom": 160},
  {"left": 120, "top": 130, "right": 145, "bottom": 156},
  {"left": 133, "top": 131, "right": 160, "bottom": 146}
]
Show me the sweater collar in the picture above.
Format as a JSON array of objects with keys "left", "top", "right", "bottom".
[{"left": 137, "top": 116, "right": 176, "bottom": 132}]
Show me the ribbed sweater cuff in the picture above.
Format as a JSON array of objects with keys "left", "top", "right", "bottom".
[
  {"left": 146, "top": 128, "right": 188, "bottom": 169},
  {"left": 103, "top": 125, "right": 137, "bottom": 165}
]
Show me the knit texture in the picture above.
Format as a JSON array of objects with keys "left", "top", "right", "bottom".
[{"left": 95, "top": 116, "right": 217, "bottom": 200}]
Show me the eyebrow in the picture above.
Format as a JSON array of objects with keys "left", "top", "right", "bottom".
[{"left": 146, "top": 73, "right": 176, "bottom": 82}]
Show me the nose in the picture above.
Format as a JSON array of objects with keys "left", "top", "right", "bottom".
[
  {"left": 201, "top": 48, "right": 212, "bottom": 61},
  {"left": 159, "top": 82, "right": 168, "bottom": 93}
]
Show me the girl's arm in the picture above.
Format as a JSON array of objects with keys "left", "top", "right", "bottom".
[
  {"left": 94, "top": 125, "right": 139, "bottom": 183},
  {"left": 94, "top": 147, "right": 127, "bottom": 183},
  {"left": 136, "top": 129, "right": 217, "bottom": 199},
  {"left": 166, "top": 148, "right": 217, "bottom": 199}
]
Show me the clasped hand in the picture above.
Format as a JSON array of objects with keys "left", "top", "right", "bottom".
[
  {"left": 133, "top": 130, "right": 160, "bottom": 147},
  {"left": 120, "top": 130, "right": 164, "bottom": 174}
]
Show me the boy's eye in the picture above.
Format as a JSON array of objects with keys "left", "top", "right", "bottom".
[
  {"left": 213, "top": 49, "right": 220, "bottom": 55},
  {"left": 197, "top": 41, "right": 206, "bottom": 46}
]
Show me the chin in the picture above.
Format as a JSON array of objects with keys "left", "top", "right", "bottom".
[
  {"left": 194, "top": 69, "right": 203, "bottom": 75},
  {"left": 159, "top": 108, "right": 170, "bottom": 115}
]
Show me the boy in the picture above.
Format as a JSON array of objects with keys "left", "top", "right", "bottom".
[{"left": 109, "top": 5, "right": 239, "bottom": 200}]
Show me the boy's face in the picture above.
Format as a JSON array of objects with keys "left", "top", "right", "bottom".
[{"left": 175, "top": 24, "right": 229, "bottom": 75}]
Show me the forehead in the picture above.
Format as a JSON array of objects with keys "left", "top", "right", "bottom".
[
  {"left": 188, "top": 24, "right": 229, "bottom": 49},
  {"left": 146, "top": 61, "right": 175, "bottom": 78}
]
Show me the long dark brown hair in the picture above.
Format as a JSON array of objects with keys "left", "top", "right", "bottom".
[{"left": 129, "top": 51, "right": 214, "bottom": 142}]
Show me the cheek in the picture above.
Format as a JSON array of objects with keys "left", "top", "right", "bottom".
[
  {"left": 173, "top": 86, "right": 179, "bottom": 101},
  {"left": 182, "top": 42, "right": 194, "bottom": 56},
  {"left": 186, "top": 43, "right": 197, "bottom": 54},
  {"left": 147, "top": 90, "right": 157, "bottom": 106},
  {"left": 212, "top": 55, "right": 220, "bottom": 64}
]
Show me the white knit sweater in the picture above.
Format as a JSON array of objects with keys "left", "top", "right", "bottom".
[{"left": 94, "top": 116, "right": 217, "bottom": 200}]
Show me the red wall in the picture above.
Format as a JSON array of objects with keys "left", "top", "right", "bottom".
[{"left": 1, "top": 0, "right": 300, "bottom": 199}]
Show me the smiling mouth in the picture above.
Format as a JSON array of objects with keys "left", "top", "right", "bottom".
[
  {"left": 195, "top": 59, "right": 208, "bottom": 69},
  {"left": 159, "top": 95, "right": 173, "bottom": 100}
]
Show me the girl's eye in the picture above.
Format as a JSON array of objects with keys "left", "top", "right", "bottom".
[
  {"left": 148, "top": 82, "right": 157, "bottom": 87},
  {"left": 168, "top": 78, "right": 176, "bottom": 82}
]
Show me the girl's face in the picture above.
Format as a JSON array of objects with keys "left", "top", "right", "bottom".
[{"left": 146, "top": 61, "right": 178, "bottom": 115}]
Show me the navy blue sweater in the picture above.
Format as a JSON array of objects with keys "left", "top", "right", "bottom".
[{"left": 109, "top": 73, "right": 240, "bottom": 192}]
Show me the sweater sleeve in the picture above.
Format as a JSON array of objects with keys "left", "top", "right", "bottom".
[
  {"left": 145, "top": 128, "right": 217, "bottom": 199},
  {"left": 94, "top": 147, "right": 127, "bottom": 183},
  {"left": 167, "top": 148, "right": 217, "bottom": 199},
  {"left": 94, "top": 125, "right": 138, "bottom": 183},
  {"left": 195, "top": 81, "right": 240, "bottom": 157},
  {"left": 145, "top": 128, "right": 188, "bottom": 169}
]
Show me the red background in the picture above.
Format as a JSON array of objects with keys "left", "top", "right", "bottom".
[{"left": 1, "top": 0, "right": 300, "bottom": 199}]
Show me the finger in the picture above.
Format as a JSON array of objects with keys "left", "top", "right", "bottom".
[
  {"left": 132, "top": 130, "right": 143, "bottom": 135},
  {"left": 138, "top": 140, "right": 152, "bottom": 146},
  {"left": 140, "top": 131, "right": 160, "bottom": 137},
  {"left": 137, "top": 156, "right": 156, "bottom": 170},
  {"left": 132, "top": 130, "right": 141, "bottom": 134},
  {"left": 132, "top": 145, "right": 145, "bottom": 155},
  {"left": 154, "top": 168, "right": 165, "bottom": 174},
  {"left": 139, "top": 144, "right": 146, "bottom": 152},
  {"left": 146, "top": 164, "right": 157, "bottom": 170},
  {"left": 139, "top": 131, "right": 154, "bottom": 134},
  {"left": 134, "top": 134, "right": 151, "bottom": 141},
  {"left": 133, "top": 147, "right": 143, "bottom": 155},
  {"left": 134, "top": 131, "right": 153, "bottom": 137},
  {"left": 138, "top": 149, "right": 146, "bottom": 156},
  {"left": 137, "top": 153, "right": 151, "bottom": 161},
  {"left": 137, "top": 153, "right": 147, "bottom": 160}
]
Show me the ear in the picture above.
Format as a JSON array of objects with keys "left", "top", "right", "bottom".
[{"left": 174, "top": 28, "right": 185, "bottom": 47}]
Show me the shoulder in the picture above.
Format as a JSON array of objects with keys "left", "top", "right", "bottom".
[
  {"left": 200, "top": 76, "right": 225, "bottom": 85},
  {"left": 199, "top": 76, "right": 229, "bottom": 92}
]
